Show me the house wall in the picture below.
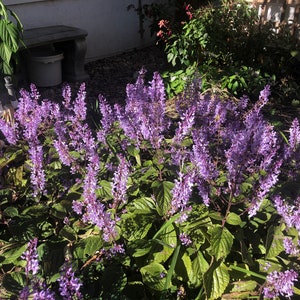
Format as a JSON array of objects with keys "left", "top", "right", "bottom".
[{"left": 4, "top": 0, "right": 161, "bottom": 62}]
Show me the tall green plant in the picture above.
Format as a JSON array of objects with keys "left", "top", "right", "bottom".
[{"left": 0, "top": 1, "right": 23, "bottom": 76}]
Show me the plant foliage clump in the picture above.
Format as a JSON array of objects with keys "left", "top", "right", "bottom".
[
  {"left": 0, "top": 70, "right": 300, "bottom": 299},
  {"left": 159, "top": 0, "right": 299, "bottom": 101}
]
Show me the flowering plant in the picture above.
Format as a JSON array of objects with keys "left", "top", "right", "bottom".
[{"left": 0, "top": 70, "right": 299, "bottom": 299}]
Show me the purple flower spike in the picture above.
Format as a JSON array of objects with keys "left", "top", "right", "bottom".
[
  {"left": 22, "top": 238, "right": 39, "bottom": 276},
  {"left": 263, "top": 269, "right": 298, "bottom": 298},
  {"left": 111, "top": 154, "right": 130, "bottom": 209},
  {"left": 58, "top": 261, "right": 82, "bottom": 300},
  {"left": 169, "top": 171, "right": 195, "bottom": 218}
]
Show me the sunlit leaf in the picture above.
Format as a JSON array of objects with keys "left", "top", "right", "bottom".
[
  {"left": 152, "top": 180, "right": 174, "bottom": 216},
  {"left": 209, "top": 225, "right": 234, "bottom": 260},
  {"left": 141, "top": 262, "right": 167, "bottom": 291},
  {"left": 203, "top": 259, "right": 230, "bottom": 300}
]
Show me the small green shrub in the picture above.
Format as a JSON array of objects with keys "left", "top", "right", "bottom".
[{"left": 161, "top": 0, "right": 299, "bottom": 101}]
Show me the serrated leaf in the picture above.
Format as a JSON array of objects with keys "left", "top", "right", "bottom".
[
  {"left": 140, "top": 262, "right": 167, "bottom": 291},
  {"left": 73, "top": 235, "right": 103, "bottom": 260},
  {"left": 203, "top": 259, "right": 230, "bottom": 300},
  {"left": 127, "top": 197, "right": 156, "bottom": 213},
  {"left": 22, "top": 204, "right": 48, "bottom": 217},
  {"left": 175, "top": 251, "right": 193, "bottom": 284},
  {"left": 121, "top": 212, "right": 153, "bottom": 241},
  {"left": 127, "top": 239, "right": 152, "bottom": 257},
  {"left": 1, "top": 244, "right": 27, "bottom": 266},
  {"left": 152, "top": 180, "right": 174, "bottom": 216},
  {"left": 97, "top": 180, "right": 113, "bottom": 199},
  {"left": 209, "top": 225, "right": 234, "bottom": 260},
  {"left": 226, "top": 212, "right": 242, "bottom": 226},
  {"left": 191, "top": 251, "right": 209, "bottom": 287}
]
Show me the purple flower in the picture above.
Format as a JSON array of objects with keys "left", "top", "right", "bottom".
[
  {"left": 0, "top": 118, "right": 18, "bottom": 144},
  {"left": 179, "top": 233, "right": 192, "bottom": 246},
  {"left": 274, "top": 195, "right": 300, "bottom": 231},
  {"left": 32, "top": 282, "right": 56, "bottom": 300},
  {"left": 192, "top": 129, "right": 218, "bottom": 181},
  {"left": 21, "top": 238, "right": 39, "bottom": 276},
  {"left": 19, "top": 286, "right": 30, "bottom": 300},
  {"left": 284, "top": 118, "right": 300, "bottom": 163},
  {"left": 283, "top": 237, "right": 299, "bottom": 256},
  {"left": 288, "top": 118, "right": 300, "bottom": 151},
  {"left": 169, "top": 171, "right": 195, "bottom": 218},
  {"left": 28, "top": 144, "right": 46, "bottom": 196},
  {"left": 111, "top": 155, "right": 130, "bottom": 209},
  {"left": 72, "top": 83, "right": 87, "bottom": 122},
  {"left": 58, "top": 261, "right": 82, "bottom": 300},
  {"left": 249, "top": 159, "right": 282, "bottom": 217},
  {"left": 97, "top": 95, "right": 116, "bottom": 143},
  {"left": 62, "top": 84, "right": 72, "bottom": 109},
  {"left": 72, "top": 200, "right": 83, "bottom": 215},
  {"left": 53, "top": 139, "right": 73, "bottom": 166},
  {"left": 173, "top": 105, "right": 195, "bottom": 145},
  {"left": 263, "top": 269, "right": 298, "bottom": 298},
  {"left": 115, "top": 69, "right": 169, "bottom": 148}
]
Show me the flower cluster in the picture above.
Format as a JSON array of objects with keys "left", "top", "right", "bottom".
[
  {"left": 58, "top": 261, "right": 83, "bottom": 299},
  {"left": 263, "top": 269, "right": 298, "bottom": 298}
]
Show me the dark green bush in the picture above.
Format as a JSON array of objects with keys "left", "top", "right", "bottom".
[{"left": 161, "top": 0, "right": 299, "bottom": 101}]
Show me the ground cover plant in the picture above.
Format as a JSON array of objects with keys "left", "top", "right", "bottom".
[{"left": 0, "top": 68, "right": 300, "bottom": 299}]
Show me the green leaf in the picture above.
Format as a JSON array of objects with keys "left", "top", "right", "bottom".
[
  {"left": 140, "top": 262, "right": 167, "bottom": 291},
  {"left": 265, "top": 224, "right": 285, "bottom": 259},
  {"left": 230, "top": 280, "right": 257, "bottom": 292},
  {"left": 3, "top": 206, "right": 18, "bottom": 217},
  {"left": 126, "top": 197, "right": 156, "bottom": 214},
  {"left": 97, "top": 180, "right": 113, "bottom": 199},
  {"left": 0, "top": 149, "right": 22, "bottom": 169},
  {"left": 2, "top": 272, "right": 26, "bottom": 294},
  {"left": 59, "top": 225, "right": 77, "bottom": 242},
  {"left": 121, "top": 212, "right": 153, "bottom": 241},
  {"left": 209, "top": 225, "right": 234, "bottom": 260},
  {"left": 175, "top": 251, "right": 193, "bottom": 284},
  {"left": 73, "top": 235, "right": 103, "bottom": 261},
  {"left": 187, "top": 252, "right": 206, "bottom": 289},
  {"left": 127, "top": 145, "right": 141, "bottom": 166},
  {"left": 152, "top": 180, "right": 174, "bottom": 216},
  {"left": 203, "top": 259, "right": 230, "bottom": 300},
  {"left": 50, "top": 202, "right": 67, "bottom": 219},
  {"left": 152, "top": 223, "right": 177, "bottom": 263},
  {"left": 164, "top": 244, "right": 180, "bottom": 290},
  {"left": 130, "top": 240, "right": 152, "bottom": 257},
  {"left": 226, "top": 212, "right": 242, "bottom": 226},
  {"left": 1, "top": 243, "right": 27, "bottom": 266},
  {"left": 22, "top": 204, "right": 48, "bottom": 217}
]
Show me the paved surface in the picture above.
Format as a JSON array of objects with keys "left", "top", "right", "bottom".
[{"left": 19, "top": 45, "right": 169, "bottom": 106}]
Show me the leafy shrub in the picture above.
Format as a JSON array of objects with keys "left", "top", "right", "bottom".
[
  {"left": 161, "top": 0, "right": 299, "bottom": 100},
  {"left": 0, "top": 70, "right": 300, "bottom": 299}
]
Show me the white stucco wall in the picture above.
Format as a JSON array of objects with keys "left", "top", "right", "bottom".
[{"left": 4, "top": 0, "right": 158, "bottom": 62}]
